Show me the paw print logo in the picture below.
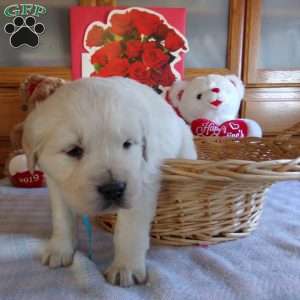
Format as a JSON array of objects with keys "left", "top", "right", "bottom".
[{"left": 4, "top": 16, "right": 45, "bottom": 48}]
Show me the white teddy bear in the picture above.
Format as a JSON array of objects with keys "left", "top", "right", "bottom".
[{"left": 168, "top": 74, "right": 262, "bottom": 138}]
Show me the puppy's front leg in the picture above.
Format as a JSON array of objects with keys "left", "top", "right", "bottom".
[
  {"left": 42, "top": 177, "right": 77, "bottom": 268},
  {"left": 105, "top": 197, "right": 155, "bottom": 287}
]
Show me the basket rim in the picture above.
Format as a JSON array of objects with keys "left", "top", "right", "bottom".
[{"left": 162, "top": 158, "right": 300, "bottom": 182}]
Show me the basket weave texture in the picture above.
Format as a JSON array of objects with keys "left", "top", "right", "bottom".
[{"left": 95, "top": 122, "right": 300, "bottom": 246}]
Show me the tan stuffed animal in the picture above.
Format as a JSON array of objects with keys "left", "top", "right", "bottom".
[
  {"left": 5, "top": 74, "right": 66, "bottom": 186},
  {"left": 11, "top": 74, "right": 66, "bottom": 150}
]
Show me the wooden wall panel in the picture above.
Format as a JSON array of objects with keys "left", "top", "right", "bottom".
[
  {"left": 0, "top": 67, "right": 71, "bottom": 88},
  {"left": 242, "top": 87, "right": 300, "bottom": 135},
  {"left": 0, "top": 89, "right": 26, "bottom": 178},
  {"left": 243, "top": 101, "right": 300, "bottom": 135},
  {"left": 0, "top": 89, "right": 26, "bottom": 138},
  {"left": 0, "top": 138, "right": 11, "bottom": 178}
]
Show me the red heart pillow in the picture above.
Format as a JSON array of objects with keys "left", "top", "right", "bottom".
[
  {"left": 10, "top": 171, "right": 45, "bottom": 188},
  {"left": 8, "top": 154, "right": 46, "bottom": 188},
  {"left": 191, "top": 119, "right": 248, "bottom": 138}
]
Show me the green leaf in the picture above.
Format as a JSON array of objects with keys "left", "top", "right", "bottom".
[
  {"left": 114, "top": 34, "right": 123, "bottom": 42},
  {"left": 103, "top": 30, "right": 115, "bottom": 43},
  {"left": 122, "top": 29, "right": 140, "bottom": 42},
  {"left": 94, "top": 63, "right": 102, "bottom": 71},
  {"left": 141, "top": 35, "right": 149, "bottom": 43}
]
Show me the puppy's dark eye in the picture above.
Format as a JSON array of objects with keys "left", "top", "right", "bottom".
[
  {"left": 123, "top": 140, "right": 132, "bottom": 149},
  {"left": 196, "top": 93, "right": 202, "bottom": 100},
  {"left": 66, "top": 146, "right": 84, "bottom": 159}
]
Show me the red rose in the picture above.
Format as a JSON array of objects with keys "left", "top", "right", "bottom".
[
  {"left": 165, "top": 30, "right": 187, "bottom": 52},
  {"left": 142, "top": 41, "right": 158, "bottom": 51},
  {"left": 128, "top": 61, "right": 153, "bottom": 85},
  {"left": 126, "top": 40, "right": 143, "bottom": 59},
  {"left": 110, "top": 12, "right": 134, "bottom": 36},
  {"left": 105, "top": 41, "right": 122, "bottom": 61},
  {"left": 98, "top": 58, "right": 129, "bottom": 77},
  {"left": 160, "top": 65, "right": 176, "bottom": 87},
  {"left": 130, "top": 9, "right": 161, "bottom": 36},
  {"left": 91, "top": 48, "right": 107, "bottom": 66},
  {"left": 86, "top": 25, "right": 104, "bottom": 47},
  {"left": 91, "top": 41, "right": 122, "bottom": 66},
  {"left": 156, "top": 22, "right": 170, "bottom": 39},
  {"left": 150, "top": 66, "right": 175, "bottom": 87},
  {"left": 142, "top": 46, "right": 169, "bottom": 68},
  {"left": 150, "top": 68, "right": 162, "bottom": 87}
]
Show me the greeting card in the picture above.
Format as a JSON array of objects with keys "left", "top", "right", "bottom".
[{"left": 70, "top": 6, "right": 188, "bottom": 92}]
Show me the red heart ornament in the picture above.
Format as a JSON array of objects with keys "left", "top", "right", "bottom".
[
  {"left": 10, "top": 171, "right": 45, "bottom": 188},
  {"left": 191, "top": 119, "right": 248, "bottom": 138}
]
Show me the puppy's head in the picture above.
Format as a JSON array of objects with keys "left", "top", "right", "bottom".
[{"left": 23, "top": 77, "right": 152, "bottom": 215}]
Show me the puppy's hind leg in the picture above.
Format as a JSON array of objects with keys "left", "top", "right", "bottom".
[{"left": 42, "top": 177, "right": 77, "bottom": 268}]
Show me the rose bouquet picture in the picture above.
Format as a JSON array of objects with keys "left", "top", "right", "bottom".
[{"left": 82, "top": 7, "right": 189, "bottom": 93}]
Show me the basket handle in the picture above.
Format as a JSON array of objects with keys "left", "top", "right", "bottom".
[{"left": 275, "top": 121, "right": 300, "bottom": 142}]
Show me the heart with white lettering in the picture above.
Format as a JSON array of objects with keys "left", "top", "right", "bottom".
[
  {"left": 10, "top": 171, "right": 45, "bottom": 188},
  {"left": 191, "top": 119, "right": 248, "bottom": 138}
]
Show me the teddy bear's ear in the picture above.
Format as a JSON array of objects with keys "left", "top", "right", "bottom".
[
  {"left": 20, "top": 74, "right": 66, "bottom": 112},
  {"left": 226, "top": 75, "right": 245, "bottom": 99},
  {"left": 168, "top": 80, "right": 188, "bottom": 108}
]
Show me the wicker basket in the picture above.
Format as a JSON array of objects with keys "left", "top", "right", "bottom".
[{"left": 95, "top": 122, "right": 300, "bottom": 246}]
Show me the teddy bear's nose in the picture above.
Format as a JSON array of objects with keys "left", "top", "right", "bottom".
[{"left": 211, "top": 88, "right": 220, "bottom": 93}]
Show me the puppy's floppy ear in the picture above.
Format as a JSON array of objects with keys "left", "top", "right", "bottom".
[
  {"left": 20, "top": 74, "right": 66, "bottom": 112},
  {"left": 10, "top": 122, "right": 24, "bottom": 150},
  {"left": 140, "top": 118, "right": 150, "bottom": 162},
  {"left": 226, "top": 75, "right": 245, "bottom": 99},
  {"left": 22, "top": 110, "right": 48, "bottom": 174},
  {"left": 22, "top": 119, "right": 38, "bottom": 174},
  {"left": 142, "top": 136, "right": 148, "bottom": 162}
]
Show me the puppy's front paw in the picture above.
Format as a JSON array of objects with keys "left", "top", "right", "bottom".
[
  {"left": 104, "top": 262, "right": 147, "bottom": 287},
  {"left": 41, "top": 239, "right": 74, "bottom": 268}
]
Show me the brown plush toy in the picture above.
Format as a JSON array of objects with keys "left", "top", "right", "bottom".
[
  {"left": 11, "top": 74, "right": 66, "bottom": 150},
  {"left": 5, "top": 74, "right": 66, "bottom": 187}
]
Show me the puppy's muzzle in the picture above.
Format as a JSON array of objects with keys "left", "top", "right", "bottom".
[{"left": 98, "top": 181, "right": 127, "bottom": 208}]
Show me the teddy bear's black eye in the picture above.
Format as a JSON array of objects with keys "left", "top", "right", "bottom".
[
  {"left": 123, "top": 140, "right": 132, "bottom": 149},
  {"left": 197, "top": 93, "right": 202, "bottom": 100},
  {"left": 66, "top": 146, "right": 84, "bottom": 159}
]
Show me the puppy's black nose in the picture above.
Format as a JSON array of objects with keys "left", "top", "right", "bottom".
[{"left": 97, "top": 181, "right": 126, "bottom": 202}]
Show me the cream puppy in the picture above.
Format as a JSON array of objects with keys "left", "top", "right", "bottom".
[{"left": 22, "top": 77, "right": 197, "bottom": 287}]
